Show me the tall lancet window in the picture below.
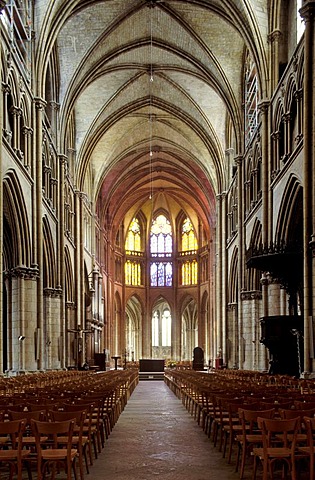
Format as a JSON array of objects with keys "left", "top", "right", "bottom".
[
  {"left": 181, "top": 217, "right": 198, "bottom": 285},
  {"left": 125, "top": 217, "right": 142, "bottom": 286},
  {"left": 150, "top": 214, "right": 173, "bottom": 287}
]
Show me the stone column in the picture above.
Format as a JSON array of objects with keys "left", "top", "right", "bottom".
[
  {"left": 267, "top": 276, "right": 281, "bottom": 316},
  {"left": 7, "top": 266, "right": 38, "bottom": 372},
  {"left": 260, "top": 274, "right": 269, "bottom": 370},
  {"left": 295, "top": 89, "right": 303, "bottom": 144},
  {"left": 300, "top": 1, "right": 315, "bottom": 374},
  {"left": 221, "top": 192, "right": 228, "bottom": 363},
  {"left": 43, "top": 287, "right": 62, "bottom": 370},
  {"left": 2, "top": 83, "right": 11, "bottom": 143},
  {"left": 34, "top": 97, "right": 46, "bottom": 370},
  {"left": 57, "top": 155, "right": 67, "bottom": 368},
  {"left": 9, "top": 106, "right": 22, "bottom": 152},
  {"left": 227, "top": 303, "right": 238, "bottom": 368},
  {"left": 258, "top": 101, "right": 270, "bottom": 246},
  {"left": 215, "top": 194, "right": 223, "bottom": 363},
  {"left": 21, "top": 126, "right": 33, "bottom": 170},
  {"left": 74, "top": 191, "right": 84, "bottom": 365},
  {"left": 268, "top": 30, "right": 282, "bottom": 91},
  {"left": 0, "top": 1, "right": 6, "bottom": 373},
  {"left": 235, "top": 155, "right": 244, "bottom": 368}
]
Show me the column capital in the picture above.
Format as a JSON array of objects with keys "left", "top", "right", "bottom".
[
  {"left": 268, "top": 29, "right": 282, "bottom": 43},
  {"left": 235, "top": 155, "right": 243, "bottom": 166},
  {"left": 58, "top": 153, "right": 68, "bottom": 164},
  {"left": 300, "top": 1, "right": 315, "bottom": 22},
  {"left": 22, "top": 126, "right": 33, "bottom": 136},
  {"left": 34, "top": 97, "right": 47, "bottom": 110},
  {"left": 258, "top": 100, "right": 270, "bottom": 114},
  {"left": 4, "top": 265, "right": 39, "bottom": 280}
]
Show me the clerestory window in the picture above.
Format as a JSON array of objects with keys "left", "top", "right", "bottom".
[{"left": 150, "top": 214, "right": 173, "bottom": 287}]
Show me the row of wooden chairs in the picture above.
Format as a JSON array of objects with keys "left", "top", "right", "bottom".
[
  {"left": 165, "top": 368, "right": 315, "bottom": 480},
  {"left": 0, "top": 368, "right": 139, "bottom": 479}
]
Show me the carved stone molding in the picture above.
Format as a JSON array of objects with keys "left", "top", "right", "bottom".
[
  {"left": 240, "top": 290, "right": 262, "bottom": 301},
  {"left": 4, "top": 265, "right": 39, "bottom": 280},
  {"left": 43, "top": 287, "right": 63, "bottom": 298},
  {"left": 227, "top": 302, "right": 238, "bottom": 311},
  {"left": 66, "top": 302, "right": 76, "bottom": 310}
]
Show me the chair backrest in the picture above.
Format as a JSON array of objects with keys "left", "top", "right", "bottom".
[
  {"left": 295, "top": 401, "right": 315, "bottom": 410},
  {"left": 49, "top": 409, "right": 86, "bottom": 429},
  {"left": 31, "top": 419, "right": 75, "bottom": 452},
  {"left": 258, "top": 416, "right": 300, "bottom": 449},
  {"left": 8, "top": 409, "right": 46, "bottom": 422},
  {"left": 260, "top": 401, "right": 293, "bottom": 411},
  {"left": 239, "top": 408, "right": 275, "bottom": 434},
  {"left": 0, "top": 419, "right": 26, "bottom": 449},
  {"left": 303, "top": 416, "right": 315, "bottom": 449},
  {"left": 279, "top": 407, "right": 315, "bottom": 421}
]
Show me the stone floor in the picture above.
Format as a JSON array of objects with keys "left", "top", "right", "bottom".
[{"left": 88, "top": 380, "right": 249, "bottom": 480}]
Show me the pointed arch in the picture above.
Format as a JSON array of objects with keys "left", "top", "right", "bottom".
[
  {"left": 3, "top": 170, "right": 31, "bottom": 268},
  {"left": 275, "top": 175, "right": 303, "bottom": 247}
]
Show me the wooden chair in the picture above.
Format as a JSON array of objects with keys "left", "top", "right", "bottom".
[
  {"left": 63, "top": 403, "right": 96, "bottom": 466},
  {"left": 8, "top": 409, "right": 47, "bottom": 449},
  {"left": 236, "top": 408, "right": 275, "bottom": 479},
  {"left": 222, "top": 401, "right": 244, "bottom": 463},
  {"left": 49, "top": 409, "right": 88, "bottom": 480},
  {"left": 278, "top": 407, "right": 315, "bottom": 445},
  {"left": 0, "top": 419, "right": 32, "bottom": 480},
  {"left": 31, "top": 418, "right": 77, "bottom": 480},
  {"left": 252, "top": 416, "right": 300, "bottom": 480},
  {"left": 215, "top": 397, "right": 244, "bottom": 452},
  {"left": 297, "top": 416, "right": 315, "bottom": 479}
]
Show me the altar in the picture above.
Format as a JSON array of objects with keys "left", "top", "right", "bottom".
[
  {"left": 139, "top": 359, "right": 165, "bottom": 379},
  {"left": 139, "top": 359, "right": 165, "bottom": 372}
]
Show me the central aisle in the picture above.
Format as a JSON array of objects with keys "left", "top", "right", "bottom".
[{"left": 89, "top": 380, "right": 240, "bottom": 480}]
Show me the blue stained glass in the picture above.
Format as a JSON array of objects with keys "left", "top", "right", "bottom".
[
  {"left": 165, "top": 263, "right": 173, "bottom": 286},
  {"left": 150, "top": 263, "right": 157, "bottom": 286},
  {"left": 158, "top": 263, "right": 165, "bottom": 286}
]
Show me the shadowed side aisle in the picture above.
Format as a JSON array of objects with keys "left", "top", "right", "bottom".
[{"left": 88, "top": 380, "right": 240, "bottom": 480}]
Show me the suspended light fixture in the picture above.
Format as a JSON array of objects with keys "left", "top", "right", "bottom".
[{"left": 149, "top": 2, "right": 154, "bottom": 200}]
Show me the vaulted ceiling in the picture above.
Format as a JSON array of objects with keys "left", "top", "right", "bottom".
[{"left": 36, "top": 0, "right": 269, "bottom": 237}]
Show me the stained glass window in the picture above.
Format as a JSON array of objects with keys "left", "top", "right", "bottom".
[
  {"left": 125, "top": 218, "right": 142, "bottom": 285},
  {"left": 125, "top": 260, "right": 141, "bottom": 286},
  {"left": 125, "top": 218, "right": 141, "bottom": 253},
  {"left": 181, "top": 218, "right": 198, "bottom": 285},
  {"left": 150, "top": 214, "right": 173, "bottom": 286},
  {"left": 150, "top": 262, "right": 172, "bottom": 287},
  {"left": 181, "top": 218, "right": 198, "bottom": 252},
  {"left": 182, "top": 260, "right": 198, "bottom": 286},
  {"left": 150, "top": 214, "right": 172, "bottom": 257}
]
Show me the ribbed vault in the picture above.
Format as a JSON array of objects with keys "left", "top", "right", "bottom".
[{"left": 35, "top": 0, "right": 269, "bottom": 235}]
